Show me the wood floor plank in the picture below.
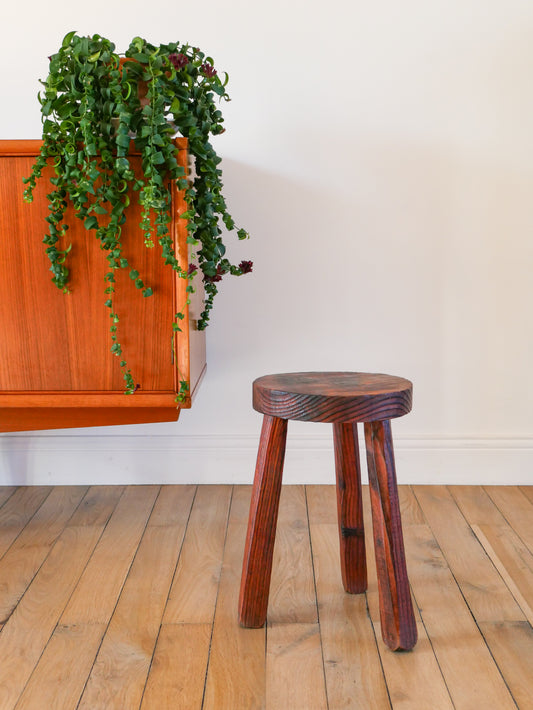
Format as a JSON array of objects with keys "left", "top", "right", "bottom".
[
  {"left": 399, "top": 485, "right": 427, "bottom": 525},
  {"left": 306, "top": 484, "right": 337, "bottom": 524},
  {"left": 141, "top": 624, "right": 211, "bottom": 710},
  {"left": 163, "top": 485, "right": 232, "bottom": 624},
  {"left": 485, "top": 486, "right": 533, "bottom": 553},
  {"left": 78, "top": 486, "right": 196, "bottom": 709},
  {"left": 266, "top": 623, "right": 327, "bottom": 710},
  {"left": 403, "top": 523, "right": 517, "bottom": 710},
  {"left": 61, "top": 485, "right": 159, "bottom": 625},
  {"left": 451, "top": 485, "right": 533, "bottom": 618},
  {"left": 12, "top": 486, "right": 169, "bottom": 710},
  {"left": 66, "top": 485, "right": 125, "bottom": 527},
  {"left": 0, "top": 487, "right": 17, "bottom": 509},
  {"left": 374, "top": 616, "right": 454, "bottom": 710},
  {"left": 519, "top": 486, "right": 533, "bottom": 506},
  {"left": 15, "top": 623, "right": 106, "bottom": 710},
  {"left": 0, "top": 486, "right": 88, "bottom": 623},
  {"left": 308, "top": 484, "right": 423, "bottom": 527},
  {"left": 310, "top": 521, "right": 390, "bottom": 709},
  {"left": 268, "top": 485, "right": 317, "bottom": 624},
  {"left": 397, "top": 485, "right": 426, "bottom": 527},
  {"left": 0, "top": 526, "right": 107, "bottom": 709},
  {"left": 225, "top": 483, "right": 252, "bottom": 524},
  {"left": 203, "top": 486, "right": 266, "bottom": 710},
  {"left": 449, "top": 484, "right": 508, "bottom": 526},
  {"left": 479, "top": 621, "right": 533, "bottom": 710},
  {"left": 145, "top": 484, "right": 197, "bottom": 528},
  {"left": 0, "top": 486, "right": 123, "bottom": 709},
  {"left": 414, "top": 485, "right": 524, "bottom": 622},
  {"left": 472, "top": 524, "right": 533, "bottom": 625},
  {"left": 0, "top": 487, "right": 51, "bottom": 559}
]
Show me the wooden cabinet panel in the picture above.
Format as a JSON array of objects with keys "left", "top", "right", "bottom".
[{"left": 0, "top": 140, "right": 206, "bottom": 431}]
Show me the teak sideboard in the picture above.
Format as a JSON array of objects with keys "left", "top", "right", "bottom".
[{"left": 0, "top": 139, "right": 206, "bottom": 432}]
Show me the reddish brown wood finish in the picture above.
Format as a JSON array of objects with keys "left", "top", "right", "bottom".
[
  {"left": 240, "top": 372, "right": 417, "bottom": 651},
  {"left": 364, "top": 420, "right": 417, "bottom": 651},
  {"left": 239, "top": 415, "right": 288, "bottom": 628},
  {"left": 0, "top": 407, "right": 181, "bottom": 432},
  {"left": 253, "top": 372, "right": 412, "bottom": 423},
  {"left": 333, "top": 422, "right": 367, "bottom": 593},
  {"left": 0, "top": 139, "right": 206, "bottom": 432}
]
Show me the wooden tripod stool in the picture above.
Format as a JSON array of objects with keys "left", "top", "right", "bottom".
[{"left": 238, "top": 372, "right": 417, "bottom": 651}]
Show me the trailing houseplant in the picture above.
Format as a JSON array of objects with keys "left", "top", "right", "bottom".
[{"left": 23, "top": 31, "right": 252, "bottom": 399}]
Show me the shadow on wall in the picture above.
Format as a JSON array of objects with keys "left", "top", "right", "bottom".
[{"left": 210, "top": 134, "right": 533, "bottom": 432}]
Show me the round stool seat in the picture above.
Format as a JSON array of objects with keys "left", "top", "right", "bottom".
[{"left": 253, "top": 371, "right": 412, "bottom": 423}]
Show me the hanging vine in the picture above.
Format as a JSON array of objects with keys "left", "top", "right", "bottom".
[{"left": 23, "top": 31, "right": 252, "bottom": 399}]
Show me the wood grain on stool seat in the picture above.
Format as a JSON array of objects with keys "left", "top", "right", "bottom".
[{"left": 253, "top": 372, "right": 412, "bottom": 423}]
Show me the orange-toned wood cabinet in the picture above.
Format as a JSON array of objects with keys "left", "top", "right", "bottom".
[{"left": 0, "top": 139, "right": 206, "bottom": 432}]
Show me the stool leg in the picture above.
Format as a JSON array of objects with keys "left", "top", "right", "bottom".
[
  {"left": 364, "top": 420, "right": 417, "bottom": 651},
  {"left": 333, "top": 422, "right": 367, "bottom": 593},
  {"left": 239, "top": 415, "right": 288, "bottom": 628}
]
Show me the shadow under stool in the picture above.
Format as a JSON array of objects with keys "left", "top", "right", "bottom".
[{"left": 238, "top": 371, "right": 418, "bottom": 652}]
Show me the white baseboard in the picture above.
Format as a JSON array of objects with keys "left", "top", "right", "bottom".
[{"left": 0, "top": 433, "right": 532, "bottom": 486}]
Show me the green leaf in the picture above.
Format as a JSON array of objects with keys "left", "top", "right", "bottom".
[
  {"left": 142, "top": 287, "right": 153, "bottom": 297},
  {"left": 62, "top": 30, "right": 77, "bottom": 49},
  {"left": 151, "top": 151, "right": 166, "bottom": 165},
  {"left": 84, "top": 216, "right": 98, "bottom": 230},
  {"left": 132, "top": 52, "right": 149, "bottom": 62},
  {"left": 115, "top": 157, "right": 130, "bottom": 172},
  {"left": 116, "top": 133, "right": 131, "bottom": 149},
  {"left": 129, "top": 269, "right": 139, "bottom": 280}
]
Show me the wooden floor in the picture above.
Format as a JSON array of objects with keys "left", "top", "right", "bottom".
[{"left": 0, "top": 484, "right": 532, "bottom": 709}]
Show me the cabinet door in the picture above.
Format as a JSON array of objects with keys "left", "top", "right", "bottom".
[{"left": 0, "top": 140, "right": 205, "bottom": 431}]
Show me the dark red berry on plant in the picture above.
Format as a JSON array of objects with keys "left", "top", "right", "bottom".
[
  {"left": 201, "top": 63, "right": 217, "bottom": 78},
  {"left": 239, "top": 260, "right": 253, "bottom": 274},
  {"left": 169, "top": 53, "right": 189, "bottom": 70}
]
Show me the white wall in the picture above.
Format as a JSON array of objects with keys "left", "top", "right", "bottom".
[{"left": 1, "top": 0, "right": 532, "bottom": 485}]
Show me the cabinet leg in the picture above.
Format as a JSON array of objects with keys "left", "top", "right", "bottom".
[
  {"left": 239, "top": 415, "right": 288, "bottom": 628},
  {"left": 364, "top": 420, "right": 417, "bottom": 651},
  {"left": 333, "top": 422, "right": 367, "bottom": 593}
]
